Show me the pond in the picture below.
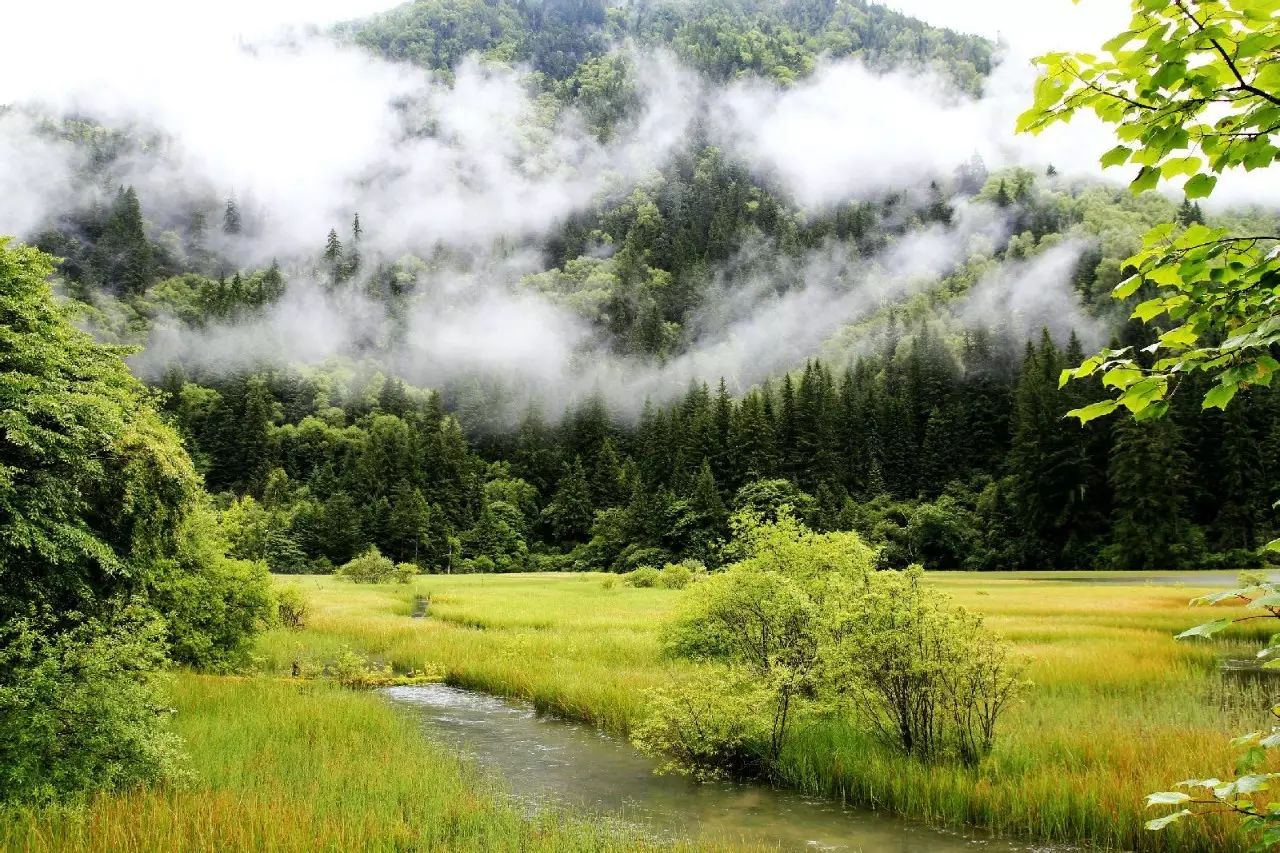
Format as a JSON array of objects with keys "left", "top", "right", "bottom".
[{"left": 385, "top": 684, "right": 1037, "bottom": 852}]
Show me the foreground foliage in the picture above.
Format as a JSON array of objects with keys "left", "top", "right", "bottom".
[
  {"left": 1022, "top": 1, "right": 1280, "bottom": 846},
  {"left": 0, "top": 239, "right": 272, "bottom": 803},
  {"left": 1023, "top": 0, "right": 1280, "bottom": 422}
]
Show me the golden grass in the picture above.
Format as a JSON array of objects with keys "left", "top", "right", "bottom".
[
  {"left": 253, "top": 570, "right": 1272, "bottom": 851},
  {"left": 0, "top": 674, "right": 670, "bottom": 852}
]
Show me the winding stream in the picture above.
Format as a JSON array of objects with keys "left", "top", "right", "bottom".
[{"left": 384, "top": 684, "right": 1030, "bottom": 852}]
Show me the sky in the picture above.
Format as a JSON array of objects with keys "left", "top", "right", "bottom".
[{"left": 887, "top": 0, "right": 1130, "bottom": 54}]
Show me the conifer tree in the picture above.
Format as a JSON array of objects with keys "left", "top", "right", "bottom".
[
  {"left": 323, "top": 228, "right": 344, "bottom": 287},
  {"left": 91, "top": 186, "right": 154, "bottom": 294},
  {"left": 590, "top": 438, "right": 627, "bottom": 508},
  {"left": 1105, "top": 417, "right": 1200, "bottom": 569},
  {"left": 223, "top": 198, "right": 242, "bottom": 235},
  {"left": 541, "top": 457, "right": 595, "bottom": 544}
]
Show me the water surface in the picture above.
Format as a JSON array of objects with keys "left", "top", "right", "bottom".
[{"left": 385, "top": 683, "right": 1029, "bottom": 852}]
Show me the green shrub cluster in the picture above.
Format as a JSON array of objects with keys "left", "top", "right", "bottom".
[{"left": 634, "top": 512, "right": 1025, "bottom": 778}]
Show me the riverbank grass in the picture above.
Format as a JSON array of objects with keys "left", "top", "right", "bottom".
[
  {"left": 0, "top": 673, "right": 662, "bottom": 852},
  {"left": 256, "top": 571, "right": 1266, "bottom": 852}
]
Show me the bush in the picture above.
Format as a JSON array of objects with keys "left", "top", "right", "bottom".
[
  {"left": 394, "top": 562, "right": 420, "bottom": 584},
  {"left": 631, "top": 671, "right": 763, "bottom": 780},
  {"left": 0, "top": 611, "right": 187, "bottom": 804},
  {"left": 648, "top": 515, "right": 1022, "bottom": 780},
  {"left": 657, "top": 561, "right": 699, "bottom": 589},
  {"left": 623, "top": 566, "right": 661, "bottom": 588},
  {"left": 148, "top": 508, "right": 276, "bottom": 670},
  {"left": 829, "top": 566, "right": 1026, "bottom": 764},
  {"left": 600, "top": 575, "right": 618, "bottom": 589},
  {"left": 275, "top": 584, "right": 308, "bottom": 629},
  {"left": 337, "top": 547, "right": 397, "bottom": 583}
]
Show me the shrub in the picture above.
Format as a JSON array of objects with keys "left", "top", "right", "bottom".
[
  {"left": 623, "top": 566, "right": 661, "bottom": 588},
  {"left": 600, "top": 575, "right": 618, "bottom": 590},
  {"left": 275, "top": 585, "right": 308, "bottom": 629},
  {"left": 657, "top": 560, "right": 702, "bottom": 590},
  {"left": 337, "top": 547, "right": 396, "bottom": 583},
  {"left": 631, "top": 671, "right": 763, "bottom": 780},
  {"left": 148, "top": 508, "right": 276, "bottom": 670},
  {"left": 648, "top": 515, "right": 1022, "bottom": 781},
  {"left": 828, "top": 566, "right": 1026, "bottom": 764},
  {"left": 394, "top": 562, "right": 420, "bottom": 584},
  {"left": 0, "top": 611, "right": 187, "bottom": 804}
]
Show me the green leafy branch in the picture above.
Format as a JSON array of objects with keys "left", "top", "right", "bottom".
[{"left": 1019, "top": 0, "right": 1280, "bottom": 424}]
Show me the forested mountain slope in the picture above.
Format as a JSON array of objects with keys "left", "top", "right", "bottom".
[{"left": 7, "top": 0, "right": 1280, "bottom": 574}]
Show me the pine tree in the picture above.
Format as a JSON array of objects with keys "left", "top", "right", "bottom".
[
  {"left": 386, "top": 485, "right": 433, "bottom": 564},
  {"left": 323, "top": 228, "right": 344, "bottom": 287},
  {"left": 261, "top": 259, "right": 285, "bottom": 302},
  {"left": 590, "top": 438, "right": 627, "bottom": 508},
  {"left": 541, "top": 457, "right": 595, "bottom": 544},
  {"left": 1105, "top": 417, "right": 1201, "bottom": 569},
  {"left": 1008, "top": 331, "right": 1103, "bottom": 567},
  {"left": 320, "top": 491, "right": 366, "bottom": 565},
  {"left": 347, "top": 213, "right": 363, "bottom": 278},
  {"left": 223, "top": 198, "right": 242, "bottom": 235},
  {"left": 91, "top": 186, "right": 154, "bottom": 294}
]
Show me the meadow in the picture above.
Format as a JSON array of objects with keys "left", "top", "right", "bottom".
[
  {"left": 253, "top": 571, "right": 1272, "bottom": 851},
  {"left": 0, "top": 670, "right": 676, "bottom": 852},
  {"left": 4, "top": 571, "right": 1270, "bottom": 852}
]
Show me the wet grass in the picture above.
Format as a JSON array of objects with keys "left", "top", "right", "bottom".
[
  {"left": 0, "top": 673, "right": 674, "bottom": 852},
  {"left": 252, "top": 571, "right": 1274, "bottom": 851}
]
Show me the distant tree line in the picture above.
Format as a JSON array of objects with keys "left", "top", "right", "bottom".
[{"left": 156, "top": 308, "right": 1280, "bottom": 573}]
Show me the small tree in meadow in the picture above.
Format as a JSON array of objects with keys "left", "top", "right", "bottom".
[
  {"left": 828, "top": 566, "right": 1026, "bottom": 764},
  {"left": 337, "top": 547, "right": 396, "bottom": 583}
]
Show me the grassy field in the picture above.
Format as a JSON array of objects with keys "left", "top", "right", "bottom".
[
  {"left": 0, "top": 672, "right": 674, "bottom": 852},
  {"left": 5, "top": 571, "right": 1269, "bottom": 851},
  {"left": 248, "top": 570, "right": 1274, "bottom": 852}
]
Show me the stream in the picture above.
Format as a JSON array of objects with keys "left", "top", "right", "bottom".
[{"left": 384, "top": 684, "right": 1033, "bottom": 852}]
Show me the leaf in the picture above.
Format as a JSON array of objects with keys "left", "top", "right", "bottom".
[
  {"left": 1103, "top": 367, "right": 1144, "bottom": 389},
  {"left": 1131, "top": 166, "right": 1160, "bottom": 194},
  {"left": 1177, "top": 618, "right": 1232, "bottom": 639},
  {"left": 1113, "top": 274, "right": 1143, "bottom": 299},
  {"left": 1146, "top": 809, "right": 1192, "bottom": 830},
  {"left": 1146, "top": 791, "right": 1192, "bottom": 806},
  {"left": 1185, "top": 173, "right": 1218, "bottom": 199},
  {"left": 1066, "top": 400, "right": 1118, "bottom": 424},
  {"left": 1203, "top": 383, "right": 1239, "bottom": 410},
  {"left": 1101, "top": 145, "right": 1133, "bottom": 168}
]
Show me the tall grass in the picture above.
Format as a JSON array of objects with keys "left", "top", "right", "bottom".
[
  {"left": 256, "top": 571, "right": 1269, "bottom": 851},
  {"left": 0, "top": 674, "right": 668, "bottom": 851}
]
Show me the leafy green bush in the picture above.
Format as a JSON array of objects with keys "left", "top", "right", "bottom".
[
  {"left": 647, "top": 514, "right": 1022, "bottom": 779},
  {"left": 0, "top": 611, "right": 187, "bottom": 804},
  {"left": 828, "top": 566, "right": 1026, "bottom": 764},
  {"left": 394, "top": 562, "right": 420, "bottom": 584},
  {"left": 275, "top": 584, "right": 309, "bottom": 629},
  {"left": 657, "top": 561, "right": 701, "bottom": 590},
  {"left": 337, "top": 547, "right": 397, "bottom": 583},
  {"left": 631, "top": 671, "right": 762, "bottom": 780},
  {"left": 622, "top": 566, "right": 661, "bottom": 588},
  {"left": 148, "top": 508, "right": 276, "bottom": 670}
]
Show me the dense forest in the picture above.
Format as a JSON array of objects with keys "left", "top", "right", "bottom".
[{"left": 12, "top": 0, "right": 1280, "bottom": 583}]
